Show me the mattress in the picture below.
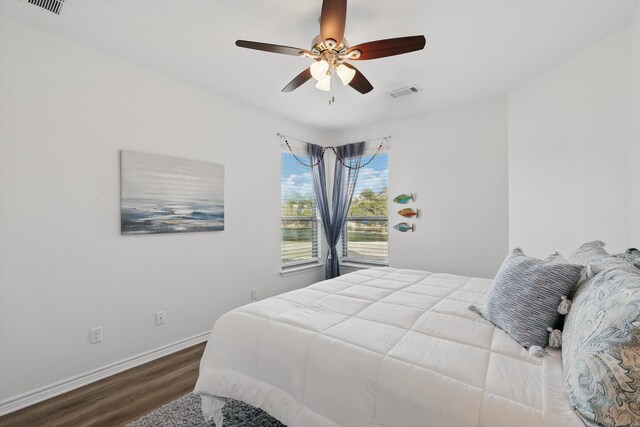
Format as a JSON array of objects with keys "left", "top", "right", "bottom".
[{"left": 195, "top": 267, "right": 583, "bottom": 427}]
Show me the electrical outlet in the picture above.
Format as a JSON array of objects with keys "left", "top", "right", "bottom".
[
  {"left": 90, "top": 327, "right": 103, "bottom": 344},
  {"left": 251, "top": 288, "right": 258, "bottom": 300},
  {"left": 155, "top": 311, "right": 166, "bottom": 326}
]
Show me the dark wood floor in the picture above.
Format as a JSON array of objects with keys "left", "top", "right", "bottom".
[{"left": 0, "top": 342, "right": 206, "bottom": 427}]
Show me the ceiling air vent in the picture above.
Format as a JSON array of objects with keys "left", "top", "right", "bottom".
[
  {"left": 27, "top": 0, "right": 65, "bottom": 15},
  {"left": 387, "top": 85, "right": 422, "bottom": 99}
]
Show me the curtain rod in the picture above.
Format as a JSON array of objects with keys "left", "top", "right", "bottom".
[{"left": 276, "top": 132, "right": 392, "bottom": 146}]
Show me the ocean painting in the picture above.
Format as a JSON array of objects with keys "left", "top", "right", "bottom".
[{"left": 120, "top": 151, "right": 224, "bottom": 235}]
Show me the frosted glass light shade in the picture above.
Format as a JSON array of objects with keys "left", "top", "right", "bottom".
[
  {"left": 315, "top": 75, "right": 331, "bottom": 91},
  {"left": 310, "top": 60, "right": 330, "bottom": 80},
  {"left": 336, "top": 64, "right": 356, "bottom": 85}
]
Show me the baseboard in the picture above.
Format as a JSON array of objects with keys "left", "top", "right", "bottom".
[{"left": 0, "top": 330, "right": 210, "bottom": 417}]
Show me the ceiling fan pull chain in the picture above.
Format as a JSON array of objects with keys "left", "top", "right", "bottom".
[{"left": 329, "top": 74, "right": 336, "bottom": 105}]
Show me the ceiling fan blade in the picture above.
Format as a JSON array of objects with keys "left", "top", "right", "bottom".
[
  {"left": 320, "top": 0, "right": 347, "bottom": 46},
  {"left": 343, "top": 63, "right": 373, "bottom": 94},
  {"left": 282, "top": 68, "right": 313, "bottom": 92},
  {"left": 235, "top": 40, "right": 306, "bottom": 56},
  {"left": 347, "top": 35, "right": 426, "bottom": 60}
]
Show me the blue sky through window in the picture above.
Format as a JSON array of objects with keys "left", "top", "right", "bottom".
[
  {"left": 281, "top": 152, "right": 388, "bottom": 199},
  {"left": 355, "top": 154, "right": 388, "bottom": 196},
  {"left": 281, "top": 152, "right": 313, "bottom": 200}
]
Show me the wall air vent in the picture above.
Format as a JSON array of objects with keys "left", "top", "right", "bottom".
[
  {"left": 387, "top": 85, "right": 423, "bottom": 99},
  {"left": 27, "top": 0, "right": 65, "bottom": 15}
]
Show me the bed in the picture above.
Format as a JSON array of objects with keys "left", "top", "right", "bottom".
[{"left": 194, "top": 267, "right": 583, "bottom": 427}]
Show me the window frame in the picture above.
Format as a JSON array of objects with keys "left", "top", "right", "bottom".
[
  {"left": 341, "top": 151, "right": 389, "bottom": 266},
  {"left": 280, "top": 147, "right": 322, "bottom": 269}
]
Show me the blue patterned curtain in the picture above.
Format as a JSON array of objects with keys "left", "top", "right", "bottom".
[{"left": 309, "top": 142, "right": 365, "bottom": 279}]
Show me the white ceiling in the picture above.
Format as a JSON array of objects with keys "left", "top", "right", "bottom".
[{"left": 1, "top": 0, "right": 638, "bottom": 130}]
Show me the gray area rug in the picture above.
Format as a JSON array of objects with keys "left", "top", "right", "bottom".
[{"left": 127, "top": 393, "right": 286, "bottom": 427}]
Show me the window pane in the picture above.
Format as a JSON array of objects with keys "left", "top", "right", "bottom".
[
  {"left": 343, "top": 152, "right": 388, "bottom": 264},
  {"left": 281, "top": 219, "right": 319, "bottom": 263},
  {"left": 343, "top": 219, "right": 388, "bottom": 262},
  {"left": 281, "top": 152, "right": 320, "bottom": 265}
]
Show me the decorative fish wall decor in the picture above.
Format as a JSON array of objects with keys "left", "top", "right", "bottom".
[
  {"left": 398, "top": 208, "right": 420, "bottom": 218},
  {"left": 393, "top": 193, "right": 414, "bottom": 204},
  {"left": 393, "top": 222, "right": 415, "bottom": 232}
]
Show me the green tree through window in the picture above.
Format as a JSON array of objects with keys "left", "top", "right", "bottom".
[{"left": 349, "top": 187, "right": 388, "bottom": 217}]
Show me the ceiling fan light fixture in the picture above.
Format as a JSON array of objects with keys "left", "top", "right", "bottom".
[
  {"left": 310, "top": 60, "right": 330, "bottom": 80},
  {"left": 336, "top": 64, "right": 356, "bottom": 85},
  {"left": 315, "top": 75, "right": 332, "bottom": 91}
]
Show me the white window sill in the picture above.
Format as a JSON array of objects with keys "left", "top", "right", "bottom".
[
  {"left": 341, "top": 261, "right": 389, "bottom": 270},
  {"left": 280, "top": 262, "right": 323, "bottom": 277}
]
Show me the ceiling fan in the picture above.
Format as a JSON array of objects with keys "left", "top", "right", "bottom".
[{"left": 235, "top": 0, "right": 426, "bottom": 94}]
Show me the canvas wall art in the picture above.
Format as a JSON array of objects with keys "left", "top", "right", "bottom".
[{"left": 120, "top": 151, "right": 224, "bottom": 235}]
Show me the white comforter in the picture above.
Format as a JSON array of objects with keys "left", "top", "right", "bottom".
[{"left": 195, "top": 267, "right": 583, "bottom": 427}]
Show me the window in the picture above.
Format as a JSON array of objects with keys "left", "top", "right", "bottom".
[
  {"left": 342, "top": 152, "right": 388, "bottom": 264},
  {"left": 281, "top": 151, "right": 321, "bottom": 266}
]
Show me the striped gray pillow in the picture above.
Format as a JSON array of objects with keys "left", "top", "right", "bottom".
[{"left": 473, "top": 248, "right": 583, "bottom": 350}]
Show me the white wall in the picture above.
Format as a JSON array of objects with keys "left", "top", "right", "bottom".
[
  {"left": 1, "top": 5, "right": 637, "bottom": 411},
  {"left": 631, "top": 7, "right": 640, "bottom": 245},
  {"left": 508, "top": 28, "right": 632, "bottom": 257},
  {"left": 0, "top": 18, "right": 325, "bottom": 403},
  {"left": 339, "top": 97, "right": 509, "bottom": 279}
]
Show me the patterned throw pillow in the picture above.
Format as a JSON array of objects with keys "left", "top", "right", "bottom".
[
  {"left": 563, "top": 264, "right": 640, "bottom": 427},
  {"left": 597, "top": 254, "right": 640, "bottom": 273},
  {"left": 615, "top": 248, "right": 640, "bottom": 270},
  {"left": 471, "top": 248, "right": 583, "bottom": 350},
  {"left": 568, "top": 240, "right": 609, "bottom": 265}
]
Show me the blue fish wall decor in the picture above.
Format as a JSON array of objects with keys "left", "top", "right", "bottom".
[
  {"left": 393, "top": 222, "right": 415, "bottom": 232},
  {"left": 393, "top": 193, "right": 414, "bottom": 204}
]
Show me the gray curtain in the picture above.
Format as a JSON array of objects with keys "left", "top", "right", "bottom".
[{"left": 309, "top": 142, "right": 365, "bottom": 279}]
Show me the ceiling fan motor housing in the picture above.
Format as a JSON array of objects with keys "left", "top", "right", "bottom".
[{"left": 309, "top": 35, "right": 361, "bottom": 63}]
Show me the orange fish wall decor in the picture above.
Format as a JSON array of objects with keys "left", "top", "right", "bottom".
[{"left": 397, "top": 208, "right": 420, "bottom": 218}]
